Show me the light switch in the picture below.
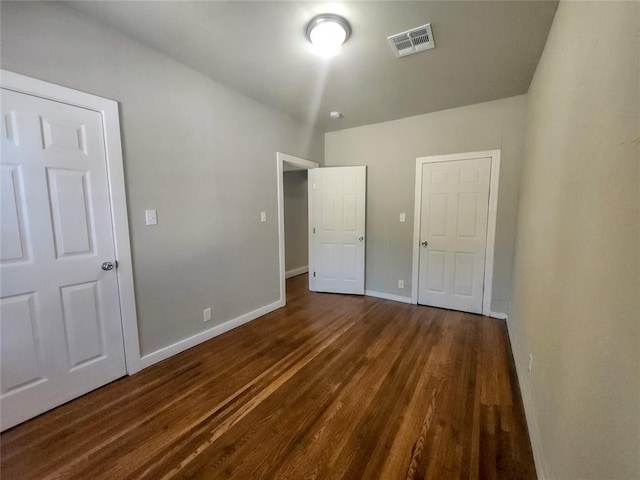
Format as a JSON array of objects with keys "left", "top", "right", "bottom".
[
  {"left": 399, "top": 213, "right": 406, "bottom": 223},
  {"left": 145, "top": 209, "right": 158, "bottom": 226},
  {"left": 260, "top": 211, "right": 267, "bottom": 223}
]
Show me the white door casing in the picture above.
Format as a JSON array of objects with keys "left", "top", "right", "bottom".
[
  {"left": 309, "top": 166, "right": 366, "bottom": 295},
  {"left": 0, "top": 71, "right": 138, "bottom": 430},
  {"left": 411, "top": 150, "right": 501, "bottom": 316}
]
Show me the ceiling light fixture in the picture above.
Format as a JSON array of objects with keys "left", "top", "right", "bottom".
[{"left": 306, "top": 14, "right": 351, "bottom": 57}]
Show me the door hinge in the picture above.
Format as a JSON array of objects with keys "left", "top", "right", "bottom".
[
  {"left": 313, "top": 272, "right": 316, "bottom": 277},
  {"left": 313, "top": 227, "right": 316, "bottom": 234}
]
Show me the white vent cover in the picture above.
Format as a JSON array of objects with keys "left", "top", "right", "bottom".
[{"left": 388, "top": 23, "right": 435, "bottom": 58}]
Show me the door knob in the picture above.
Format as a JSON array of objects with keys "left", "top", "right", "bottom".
[
  {"left": 421, "top": 241, "right": 428, "bottom": 247},
  {"left": 101, "top": 261, "right": 115, "bottom": 271},
  {"left": 358, "top": 236, "right": 364, "bottom": 241}
]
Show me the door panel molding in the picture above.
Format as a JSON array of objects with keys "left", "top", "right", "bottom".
[
  {"left": 411, "top": 150, "right": 501, "bottom": 316},
  {"left": 1, "top": 70, "right": 140, "bottom": 375}
]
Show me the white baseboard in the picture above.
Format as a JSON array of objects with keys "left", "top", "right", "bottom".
[
  {"left": 490, "top": 311, "right": 508, "bottom": 320},
  {"left": 140, "top": 299, "right": 285, "bottom": 369},
  {"left": 285, "top": 265, "right": 308, "bottom": 279},
  {"left": 365, "top": 290, "right": 412, "bottom": 304},
  {"left": 505, "top": 318, "right": 547, "bottom": 480}
]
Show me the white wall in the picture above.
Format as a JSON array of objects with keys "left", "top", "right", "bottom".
[
  {"left": 325, "top": 96, "right": 526, "bottom": 310},
  {"left": 0, "top": 2, "right": 324, "bottom": 357},
  {"left": 508, "top": 2, "right": 639, "bottom": 478},
  {"left": 283, "top": 170, "right": 309, "bottom": 273}
]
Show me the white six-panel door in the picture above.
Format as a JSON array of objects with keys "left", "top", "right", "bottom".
[
  {"left": 0, "top": 88, "right": 126, "bottom": 430},
  {"left": 309, "top": 166, "right": 366, "bottom": 295},
  {"left": 417, "top": 157, "right": 491, "bottom": 313}
]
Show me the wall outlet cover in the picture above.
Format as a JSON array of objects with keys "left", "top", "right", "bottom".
[{"left": 145, "top": 209, "right": 158, "bottom": 226}]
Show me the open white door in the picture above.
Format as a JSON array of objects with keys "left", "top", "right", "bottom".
[{"left": 309, "top": 166, "right": 366, "bottom": 295}]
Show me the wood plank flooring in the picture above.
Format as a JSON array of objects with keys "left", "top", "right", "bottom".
[{"left": 0, "top": 274, "right": 536, "bottom": 479}]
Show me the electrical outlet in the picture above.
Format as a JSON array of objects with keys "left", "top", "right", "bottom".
[
  {"left": 203, "top": 307, "right": 212, "bottom": 323},
  {"left": 398, "top": 280, "right": 404, "bottom": 289},
  {"left": 260, "top": 211, "right": 267, "bottom": 223},
  {"left": 399, "top": 213, "right": 406, "bottom": 223},
  {"left": 528, "top": 354, "right": 533, "bottom": 375}
]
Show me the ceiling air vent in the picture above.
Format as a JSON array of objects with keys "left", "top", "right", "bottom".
[{"left": 388, "top": 23, "right": 435, "bottom": 58}]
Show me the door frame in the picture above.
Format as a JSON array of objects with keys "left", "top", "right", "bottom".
[
  {"left": 411, "top": 149, "right": 501, "bottom": 316},
  {"left": 276, "top": 152, "right": 318, "bottom": 305},
  {"left": 1, "top": 70, "right": 141, "bottom": 374}
]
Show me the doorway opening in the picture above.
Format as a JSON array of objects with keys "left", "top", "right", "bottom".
[{"left": 276, "top": 153, "right": 318, "bottom": 305}]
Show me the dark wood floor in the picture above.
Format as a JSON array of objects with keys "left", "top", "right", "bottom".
[{"left": 1, "top": 274, "right": 536, "bottom": 479}]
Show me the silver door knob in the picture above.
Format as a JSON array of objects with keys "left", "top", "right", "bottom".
[
  {"left": 421, "top": 241, "right": 428, "bottom": 247},
  {"left": 101, "top": 261, "right": 115, "bottom": 271}
]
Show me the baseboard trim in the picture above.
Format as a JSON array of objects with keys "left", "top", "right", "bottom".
[
  {"left": 505, "top": 318, "right": 547, "bottom": 480},
  {"left": 365, "top": 290, "right": 412, "bottom": 304},
  {"left": 285, "top": 265, "right": 308, "bottom": 279},
  {"left": 140, "top": 299, "right": 285, "bottom": 369},
  {"left": 490, "top": 311, "right": 508, "bottom": 320}
]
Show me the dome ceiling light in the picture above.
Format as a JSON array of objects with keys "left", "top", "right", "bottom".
[{"left": 306, "top": 14, "right": 351, "bottom": 57}]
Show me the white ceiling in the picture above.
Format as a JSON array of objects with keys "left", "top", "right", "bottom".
[{"left": 68, "top": 1, "right": 558, "bottom": 133}]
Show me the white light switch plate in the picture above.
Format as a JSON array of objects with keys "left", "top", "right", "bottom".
[
  {"left": 260, "top": 211, "right": 267, "bottom": 223},
  {"left": 399, "top": 213, "right": 406, "bottom": 223},
  {"left": 145, "top": 209, "right": 158, "bottom": 226}
]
